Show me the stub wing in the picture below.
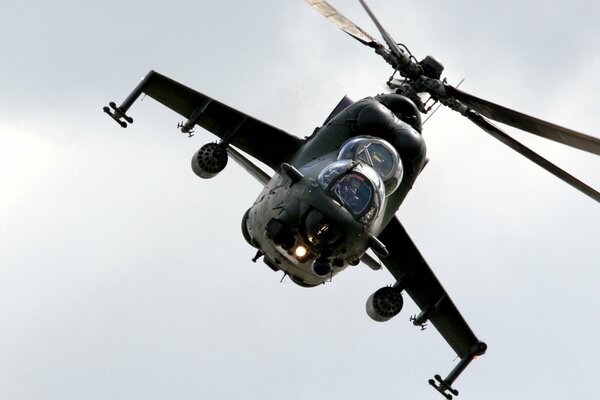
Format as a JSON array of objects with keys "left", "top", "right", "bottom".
[
  {"left": 377, "top": 216, "right": 487, "bottom": 399},
  {"left": 104, "top": 70, "right": 303, "bottom": 170}
]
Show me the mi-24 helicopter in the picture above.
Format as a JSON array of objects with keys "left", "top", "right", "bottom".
[{"left": 104, "top": 0, "right": 600, "bottom": 398}]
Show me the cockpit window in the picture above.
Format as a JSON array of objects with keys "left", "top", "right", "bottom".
[
  {"left": 365, "top": 143, "right": 395, "bottom": 178},
  {"left": 317, "top": 161, "right": 352, "bottom": 189},
  {"left": 317, "top": 160, "right": 385, "bottom": 224},
  {"left": 338, "top": 136, "right": 403, "bottom": 195},
  {"left": 333, "top": 173, "right": 372, "bottom": 215}
]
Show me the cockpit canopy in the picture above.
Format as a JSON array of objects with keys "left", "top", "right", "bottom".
[
  {"left": 317, "top": 160, "right": 385, "bottom": 224},
  {"left": 337, "top": 136, "right": 403, "bottom": 195}
]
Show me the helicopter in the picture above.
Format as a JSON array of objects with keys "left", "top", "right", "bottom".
[{"left": 103, "top": 1, "right": 600, "bottom": 398}]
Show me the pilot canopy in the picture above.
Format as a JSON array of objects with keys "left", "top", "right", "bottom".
[{"left": 337, "top": 136, "right": 403, "bottom": 195}]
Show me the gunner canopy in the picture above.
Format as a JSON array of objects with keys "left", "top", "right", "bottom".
[{"left": 317, "top": 160, "right": 385, "bottom": 224}]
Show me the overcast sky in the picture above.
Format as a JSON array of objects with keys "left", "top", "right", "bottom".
[{"left": 1, "top": 1, "right": 599, "bottom": 399}]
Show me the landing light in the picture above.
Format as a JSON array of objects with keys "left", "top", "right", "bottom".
[{"left": 294, "top": 245, "right": 308, "bottom": 259}]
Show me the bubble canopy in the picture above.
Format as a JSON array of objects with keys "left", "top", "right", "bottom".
[
  {"left": 317, "top": 160, "right": 385, "bottom": 224},
  {"left": 337, "top": 136, "right": 403, "bottom": 195}
]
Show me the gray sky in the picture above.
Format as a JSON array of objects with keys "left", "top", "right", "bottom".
[{"left": 1, "top": 1, "right": 599, "bottom": 399}]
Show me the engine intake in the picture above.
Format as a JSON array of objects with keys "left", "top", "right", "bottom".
[
  {"left": 191, "top": 143, "right": 228, "bottom": 179},
  {"left": 366, "top": 286, "right": 404, "bottom": 322}
]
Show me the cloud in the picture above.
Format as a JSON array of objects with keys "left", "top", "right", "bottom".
[{"left": 0, "top": 120, "right": 67, "bottom": 219}]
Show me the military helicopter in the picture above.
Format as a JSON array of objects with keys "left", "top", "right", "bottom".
[{"left": 103, "top": 0, "right": 600, "bottom": 398}]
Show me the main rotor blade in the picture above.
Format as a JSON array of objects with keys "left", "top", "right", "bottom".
[
  {"left": 305, "top": 0, "right": 381, "bottom": 48},
  {"left": 465, "top": 110, "right": 600, "bottom": 203},
  {"left": 446, "top": 86, "right": 600, "bottom": 155},
  {"left": 358, "top": 0, "right": 410, "bottom": 67}
]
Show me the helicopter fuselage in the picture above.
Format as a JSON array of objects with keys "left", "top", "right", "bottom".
[
  {"left": 103, "top": 0, "right": 600, "bottom": 392},
  {"left": 244, "top": 94, "right": 427, "bottom": 286}
]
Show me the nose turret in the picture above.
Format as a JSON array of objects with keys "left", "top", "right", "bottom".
[{"left": 304, "top": 209, "right": 342, "bottom": 248}]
